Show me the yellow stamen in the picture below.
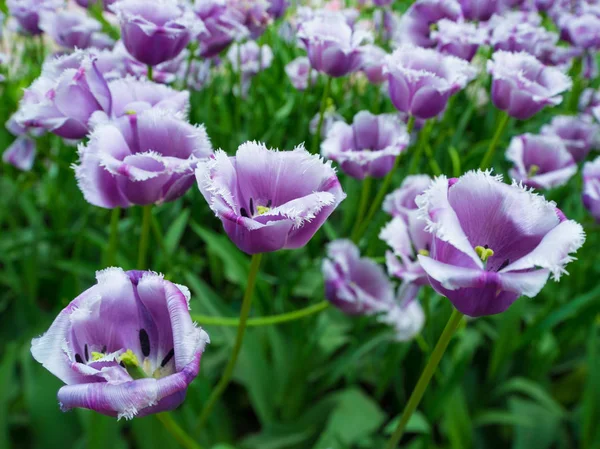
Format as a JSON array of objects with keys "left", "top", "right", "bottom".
[
  {"left": 256, "top": 205, "right": 271, "bottom": 215},
  {"left": 124, "top": 109, "right": 137, "bottom": 116},
  {"left": 475, "top": 245, "right": 494, "bottom": 263},
  {"left": 91, "top": 351, "right": 104, "bottom": 361},
  {"left": 418, "top": 249, "right": 430, "bottom": 257},
  {"left": 527, "top": 164, "right": 540, "bottom": 177}
]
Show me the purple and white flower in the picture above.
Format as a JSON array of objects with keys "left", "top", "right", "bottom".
[
  {"left": 321, "top": 111, "right": 409, "bottom": 179},
  {"left": 541, "top": 115, "right": 600, "bottom": 162},
  {"left": 285, "top": 56, "right": 318, "bottom": 91},
  {"left": 487, "top": 51, "right": 572, "bottom": 120},
  {"left": 39, "top": 9, "right": 107, "bottom": 50},
  {"left": 393, "top": 0, "right": 462, "bottom": 48},
  {"left": 111, "top": 0, "right": 204, "bottom": 66},
  {"left": 384, "top": 45, "right": 477, "bottom": 119},
  {"left": 377, "top": 283, "right": 425, "bottom": 342},
  {"left": 322, "top": 239, "right": 395, "bottom": 315},
  {"left": 75, "top": 108, "right": 212, "bottom": 208},
  {"left": 31, "top": 268, "right": 209, "bottom": 419},
  {"left": 7, "top": 0, "right": 63, "bottom": 35},
  {"left": 196, "top": 141, "right": 346, "bottom": 254},
  {"left": 506, "top": 133, "right": 577, "bottom": 190},
  {"left": 383, "top": 175, "right": 433, "bottom": 219},
  {"left": 298, "top": 14, "right": 371, "bottom": 78},
  {"left": 432, "top": 19, "right": 485, "bottom": 61},
  {"left": 416, "top": 170, "right": 585, "bottom": 317}
]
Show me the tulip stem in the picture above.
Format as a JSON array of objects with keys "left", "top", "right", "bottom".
[
  {"left": 384, "top": 308, "right": 464, "bottom": 449},
  {"left": 196, "top": 253, "right": 263, "bottom": 430},
  {"left": 480, "top": 111, "right": 510, "bottom": 169},
  {"left": 311, "top": 76, "right": 333, "bottom": 154},
  {"left": 147, "top": 65, "right": 153, "bottom": 82},
  {"left": 192, "top": 301, "right": 329, "bottom": 327},
  {"left": 156, "top": 413, "right": 204, "bottom": 449},
  {"left": 353, "top": 115, "right": 415, "bottom": 243},
  {"left": 137, "top": 205, "right": 152, "bottom": 269},
  {"left": 105, "top": 207, "right": 120, "bottom": 267},
  {"left": 351, "top": 176, "right": 373, "bottom": 241}
]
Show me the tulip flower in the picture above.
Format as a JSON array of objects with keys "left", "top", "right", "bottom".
[
  {"left": 416, "top": 170, "right": 585, "bottom": 317},
  {"left": 196, "top": 141, "right": 346, "bottom": 254},
  {"left": 31, "top": 268, "right": 209, "bottom": 418},
  {"left": 506, "top": 133, "right": 577, "bottom": 190}
]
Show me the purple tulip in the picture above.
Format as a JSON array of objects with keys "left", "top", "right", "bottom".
[
  {"left": 39, "top": 10, "right": 104, "bottom": 50},
  {"left": 3, "top": 137, "right": 36, "bottom": 171},
  {"left": 383, "top": 175, "right": 432, "bottom": 219},
  {"left": 108, "top": 77, "right": 190, "bottom": 118},
  {"left": 194, "top": 0, "right": 247, "bottom": 58},
  {"left": 196, "top": 141, "right": 346, "bottom": 254},
  {"left": 111, "top": 0, "right": 204, "bottom": 66},
  {"left": 541, "top": 115, "right": 600, "bottom": 162},
  {"left": 380, "top": 215, "right": 432, "bottom": 285},
  {"left": 562, "top": 13, "right": 600, "bottom": 50},
  {"left": 373, "top": 8, "right": 399, "bottom": 43},
  {"left": 416, "top": 170, "right": 585, "bottom": 317},
  {"left": 377, "top": 283, "right": 425, "bottom": 341},
  {"left": 228, "top": 0, "right": 271, "bottom": 39},
  {"left": 583, "top": 157, "right": 600, "bottom": 222},
  {"left": 285, "top": 56, "right": 317, "bottom": 91},
  {"left": 31, "top": 268, "right": 209, "bottom": 419},
  {"left": 298, "top": 14, "right": 371, "bottom": 78},
  {"left": 373, "top": 0, "right": 394, "bottom": 5},
  {"left": 322, "top": 239, "right": 395, "bottom": 315},
  {"left": 489, "top": 19, "right": 560, "bottom": 64},
  {"left": 394, "top": 0, "right": 462, "bottom": 48},
  {"left": 7, "top": 0, "right": 62, "bottom": 35},
  {"left": 432, "top": 19, "right": 485, "bottom": 61},
  {"left": 384, "top": 45, "right": 477, "bottom": 119},
  {"left": 358, "top": 45, "right": 388, "bottom": 84},
  {"left": 111, "top": 41, "right": 185, "bottom": 84},
  {"left": 506, "top": 133, "right": 577, "bottom": 190},
  {"left": 75, "top": 108, "right": 212, "bottom": 208},
  {"left": 15, "top": 53, "right": 112, "bottom": 139},
  {"left": 487, "top": 51, "right": 572, "bottom": 120},
  {"left": 458, "top": 0, "right": 502, "bottom": 20},
  {"left": 321, "top": 111, "right": 409, "bottom": 179}
]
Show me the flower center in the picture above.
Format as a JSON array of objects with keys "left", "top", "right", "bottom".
[
  {"left": 527, "top": 164, "right": 540, "bottom": 177},
  {"left": 240, "top": 198, "right": 272, "bottom": 218},
  {"left": 475, "top": 245, "right": 494, "bottom": 262}
]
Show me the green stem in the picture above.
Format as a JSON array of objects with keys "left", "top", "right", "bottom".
[
  {"left": 192, "top": 301, "right": 329, "bottom": 327},
  {"left": 384, "top": 308, "right": 464, "bottom": 449},
  {"left": 137, "top": 205, "right": 152, "bottom": 269},
  {"left": 311, "top": 76, "right": 332, "bottom": 154},
  {"left": 156, "top": 413, "right": 204, "bottom": 449},
  {"left": 105, "top": 207, "right": 120, "bottom": 267},
  {"left": 196, "top": 253, "right": 263, "bottom": 430},
  {"left": 567, "top": 57, "right": 583, "bottom": 114},
  {"left": 181, "top": 42, "right": 198, "bottom": 90},
  {"left": 147, "top": 65, "right": 153, "bottom": 81},
  {"left": 353, "top": 116, "right": 415, "bottom": 242},
  {"left": 480, "top": 111, "right": 510, "bottom": 169},
  {"left": 351, "top": 176, "right": 373, "bottom": 241},
  {"left": 408, "top": 119, "right": 432, "bottom": 175}
]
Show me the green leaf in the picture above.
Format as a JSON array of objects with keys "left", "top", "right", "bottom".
[
  {"left": 384, "top": 411, "right": 431, "bottom": 436},
  {"left": 582, "top": 325, "right": 600, "bottom": 449},
  {"left": 510, "top": 398, "right": 562, "bottom": 449},
  {"left": 0, "top": 344, "right": 18, "bottom": 449},
  {"left": 164, "top": 209, "right": 190, "bottom": 255},
  {"left": 313, "top": 388, "right": 386, "bottom": 449},
  {"left": 493, "top": 378, "right": 566, "bottom": 417}
]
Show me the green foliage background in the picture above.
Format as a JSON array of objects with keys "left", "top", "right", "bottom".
[{"left": 1, "top": 1, "right": 600, "bottom": 448}]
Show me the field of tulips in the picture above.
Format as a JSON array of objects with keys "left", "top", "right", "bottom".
[{"left": 1, "top": 0, "right": 600, "bottom": 448}]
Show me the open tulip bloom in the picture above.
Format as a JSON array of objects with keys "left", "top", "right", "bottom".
[
  {"left": 196, "top": 141, "right": 346, "bottom": 254},
  {"left": 75, "top": 108, "right": 213, "bottom": 208},
  {"left": 321, "top": 111, "right": 410, "bottom": 180},
  {"left": 31, "top": 268, "right": 209, "bottom": 419},
  {"left": 415, "top": 170, "right": 585, "bottom": 317},
  {"left": 541, "top": 115, "right": 600, "bottom": 162},
  {"left": 487, "top": 51, "right": 572, "bottom": 120},
  {"left": 506, "top": 133, "right": 577, "bottom": 190}
]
